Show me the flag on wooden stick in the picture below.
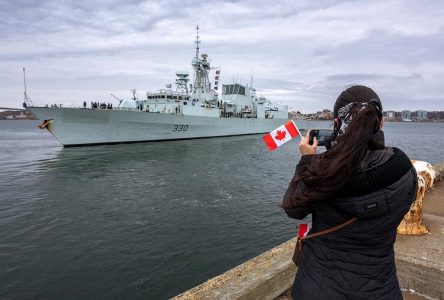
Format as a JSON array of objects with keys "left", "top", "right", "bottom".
[{"left": 262, "top": 120, "right": 301, "bottom": 151}]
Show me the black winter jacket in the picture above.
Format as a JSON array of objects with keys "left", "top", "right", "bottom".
[{"left": 283, "top": 147, "right": 417, "bottom": 300}]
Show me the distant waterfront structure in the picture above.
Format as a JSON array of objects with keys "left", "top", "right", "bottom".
[
  {"left": 294, "top": 109, "right": 442, "bottom": 122},
  {"left": 0, "top": 107, "right": 34, "bottom": 120},
  {"left": 415, "top": 110, "right": 428, "bottom": 121},
  {"left": 315, "top": 109, "right": 333, "bottom": 120},
  {"left": 384, "top": 110, "right": 396, "bottom": 121},
  {"left": 289, "top": 110, "right": 301, "bottom": 117},
  {"left": 401, "top": 110, "right": 412, "bottom": 121}
]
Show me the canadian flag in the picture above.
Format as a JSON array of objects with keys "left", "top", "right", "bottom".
[
  {"left": 262, "top": 120, "right": 301, "bottom": 151},
  {"left": 298, "top": 223, "right": 311, "bottom": 238}
]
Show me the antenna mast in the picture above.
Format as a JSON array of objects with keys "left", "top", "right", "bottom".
[{"left": 195, "top": 25, "right": 200, "bottom": 59}]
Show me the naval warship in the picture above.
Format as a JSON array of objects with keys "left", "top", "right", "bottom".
[{"left": 27, "top": 28, "right": 292, "bottom": 147}]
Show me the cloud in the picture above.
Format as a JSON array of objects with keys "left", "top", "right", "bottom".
[{"left": 1, "top": 0, "right": 443, "bottom": 112}]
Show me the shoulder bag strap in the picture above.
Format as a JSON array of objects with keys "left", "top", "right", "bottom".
[{"left": 300, "top": 217, "right": 358, "bottom": 241}]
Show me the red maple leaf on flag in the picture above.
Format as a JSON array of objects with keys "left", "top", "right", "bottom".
[{"left": 274, "top": 130, "right": 286, "bottom": 141}]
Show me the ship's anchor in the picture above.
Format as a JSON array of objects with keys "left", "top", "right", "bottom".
[{"left": 38, "top": 119, "right": 52, "bottom": 129}]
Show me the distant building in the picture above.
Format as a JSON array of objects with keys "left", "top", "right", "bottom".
[
  {"left": 384, "top": 110, "right": 396, "bottom": 120},
  {"left": 401, "top": 110, "right": 412, "bottom": 121},
  {"left": 415, "top": 110, "right": 428, "bottom": 120},
  {"left": 319, "top": 109, "right": 332, "bottom": 120}
]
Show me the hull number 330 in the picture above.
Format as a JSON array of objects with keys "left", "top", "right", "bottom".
[{"left": 173, "top": 125, "right": 188, "bottom": 132}]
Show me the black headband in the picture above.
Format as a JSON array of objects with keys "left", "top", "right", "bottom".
[{"left": 368, "top": 98, "right": 382, "bottom": 120}]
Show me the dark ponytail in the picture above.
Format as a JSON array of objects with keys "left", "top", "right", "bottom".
[{"left": 282, "top": 86, "right": 384, "bottom": 208}]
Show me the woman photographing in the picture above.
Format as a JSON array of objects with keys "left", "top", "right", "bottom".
[{"left": 282, "top": 85, "right": 418, "bottom": 300}]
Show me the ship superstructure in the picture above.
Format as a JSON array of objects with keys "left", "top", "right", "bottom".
[{"left": 28, "top": 27, "right": 292, "bottom": 147}]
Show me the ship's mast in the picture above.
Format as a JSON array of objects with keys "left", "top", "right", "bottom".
[{"left": 191, "top": 26, "right": 212, "bottom": 97}]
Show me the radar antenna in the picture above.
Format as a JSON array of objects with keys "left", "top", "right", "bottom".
[{"left": 175, "top": 72, "right": 190, "bottom": 94}]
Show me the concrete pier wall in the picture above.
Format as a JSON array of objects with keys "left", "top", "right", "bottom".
[{"left": 172, "top": 162, "right": 444, "bottom": 300}]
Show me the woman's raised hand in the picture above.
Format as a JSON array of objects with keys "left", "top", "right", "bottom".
[{"left": 299, "top": 130, "right": 318, "bottom": 155}]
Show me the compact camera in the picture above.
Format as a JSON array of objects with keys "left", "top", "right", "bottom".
[{"left": 308, "top": 129, "right": 334, "bottom": 147}]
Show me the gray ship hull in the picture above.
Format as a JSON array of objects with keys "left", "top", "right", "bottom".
[{"left": 29, "top": 107, "right": 305, "bottom": 147}]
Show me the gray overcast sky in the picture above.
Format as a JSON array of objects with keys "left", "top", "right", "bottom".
[{"left": 1, "top": 0, "right": 443, "bottom": 112}]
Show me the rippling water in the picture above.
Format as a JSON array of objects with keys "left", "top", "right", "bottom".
[{"left": 0, "top": 120, "right": 443, "bottom": 300}]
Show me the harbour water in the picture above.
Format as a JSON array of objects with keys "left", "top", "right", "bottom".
[{"left": 1, "top": 120, "right": 443, "bottom": 300}]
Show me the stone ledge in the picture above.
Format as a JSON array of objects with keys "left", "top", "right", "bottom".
[
  {"left": 395, "top": 213, "right": 444, "bottom": 300},
  {"left": 172, "top": 238, "right": 297, "bottom": 300}
]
